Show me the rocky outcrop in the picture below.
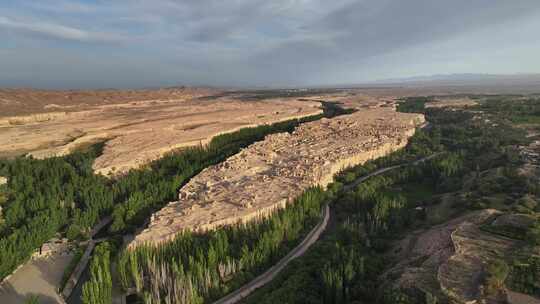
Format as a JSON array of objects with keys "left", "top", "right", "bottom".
[
  {"left": 437, "top": 212, "right": 518, "bottom": 303},
  {"left": 130, "top": 108, "right": 425, "bottom": 248},
  {"left": 0, "top": 112, "right": 69, "bottom": 126},
  {"left": 385, "top": 209, "right": 523, "bottom": 304}
]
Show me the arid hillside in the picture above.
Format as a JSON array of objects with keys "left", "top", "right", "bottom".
[
  {"left": 0, "top": 86, "right": 507, "bottom": 177},
  {"left": 131, "top": 108, "right": 425, "bottom": 247},
  {"left": 0, "top": 89, "right": 327, "bottom": 175},
  {"left": 386, "top": 210, "right": 538, "bottom": 304},
  {"left": 0, "top": 87, "right": 218, "bottom": 117}
]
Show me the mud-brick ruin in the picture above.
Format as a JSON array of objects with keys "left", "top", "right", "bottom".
[{"left": 130, "top": 108, "right": 425, "bottom": 248}]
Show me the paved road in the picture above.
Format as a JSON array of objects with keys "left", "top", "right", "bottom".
[
  {"left": 212, "top": 152, "right": 441, "bottom": 304},
  {"left": 344, "top": 152, "right": 442, "bottom": 192},
  {"left": 213, "top": 205, "right": 330, "bottom": 304}
]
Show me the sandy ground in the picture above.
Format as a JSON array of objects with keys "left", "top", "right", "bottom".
[
  {"left": 0, "top": 87, "right": 217, "bottom": 117},
  {"left": 0, "top": 253, "right": 73, "bottom": 304},
  {"left": 0, "top": 94, "right": 322, "bottom": 175}
]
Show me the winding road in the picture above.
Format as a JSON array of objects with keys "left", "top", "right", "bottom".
[
  {"left": 213, "top": 204, "right": 330, "bottom": 304},
  {"left": 213, "top": 152, "right": 441, "bottom": 304},
  {"left": 344, "top": 152, "right": 442, "bottom": 192}
]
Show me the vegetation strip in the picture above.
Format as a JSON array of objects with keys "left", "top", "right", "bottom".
[
  {"left": 213, "top": 205, "right": 330, "bottom": 304},
  {"left": 213, "top": 152, "right": 438, "bottom": 304},
  {"left": 62, "top": 239, "right": 106, "bottom": 299},
  {"left": 117, "top": 186, "right": 328, "bottom": 303},
  {"left": 82, "top": 242, "right": 113, "bottom": 304},
  {"left": 0, "top": 105, "right": 342, "bottom": 283},
  {"left": 60, "top": 217, "right": 112, "bottom": 299},
  {"left": 243, "top": 95, "right": 539, "bottom": 304},
  {"left": 3, "top": 94, "right": 539, "bottom": 304},
  {"left": 59, "top": 246, "right": 84, "bottom": 292}
]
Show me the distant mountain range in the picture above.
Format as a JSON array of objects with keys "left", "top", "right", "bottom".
[{"left": 369, "top": 73, "right": 540, "bottom": 86}]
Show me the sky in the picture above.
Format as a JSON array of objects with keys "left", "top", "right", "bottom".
[{"left": 1, "top": 0, "right": 540, "bottom": 89}]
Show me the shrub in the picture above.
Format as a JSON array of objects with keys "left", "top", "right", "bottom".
[{"left": 484, "top": 259, "right": 509, "bottom": 295}]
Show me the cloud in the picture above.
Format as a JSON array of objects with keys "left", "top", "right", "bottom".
[
  {"left": 0, "top": 16, "right": 123, "bottom": 43},
  {"left": 241, "top": 0, "right": 540, "bottom": 84},
  {"left": 258, "top": 0, "right": 540, "bottom": 62},
  {"left": 24, "top": 1, "right": 97, "bottom": 14},
  {"left": 1, "top": 0, "right": 540, "bottom": 88}
]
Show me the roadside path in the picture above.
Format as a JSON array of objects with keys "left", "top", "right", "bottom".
[{"left": 213, "top": 152, "right": 442, "bottom": 304}]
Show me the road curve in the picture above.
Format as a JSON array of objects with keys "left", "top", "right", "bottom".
[
  {"left": 213, "top": 152, "right": 441, "bottom": 304},
  {"left": 343, "top": 152, "right": 441, "bottom": 192},
  {"left": 213, "top": 204, "right": 330, "bottom": 304}
]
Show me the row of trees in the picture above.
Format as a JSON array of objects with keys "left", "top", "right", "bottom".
[
  {"left": 334, "top": 127, "right": 444, "bottom": 188},
  {"left": 0, "top": 110, "right": 329, "bottom": 281},
  {"left": 507, "top": 255, "right": 540, "bottom": 296},
  {"left": 69, "top": 95, "right": 533, "bottom": 304},
  {"left": 479, "top": 96, "right": 540, "bottom": 122},
  {"left": 244, "top": 150, "right": 456, "bottom": 303},
  {"left": 108, "top": 113, "right": 326, "bottom": 233},
  {"left": 82, "top": 242, "right": 113, "bottom": 304},
  {"left": 244, "top": 96, "right": 540, "bottom": 303},
  {"left": 117, "top": 187, "right": 327, "bottom": 303},
  {"left": 320, "top": 242, "right": 368, "bottom": 304},
  {"left": 0, "top": 144, "right": 112, "bottom": 279}
]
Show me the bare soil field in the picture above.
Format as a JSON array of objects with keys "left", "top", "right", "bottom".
[
  {"left": 130, "top": 108, "right": 424, "bottom": 247},
  {"left": 0, "top": 87, "right": 217, "bottom": 117},
  {"left": 0, "top": 252, "right": 73, "bottom": 304},
  {"left": 0, "top": 90, "right": 326, "bottom": 175}
]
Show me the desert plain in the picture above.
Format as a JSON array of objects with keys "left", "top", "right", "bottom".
[{"left": 0, "top": 88, "right": 328, "bottom": 175}]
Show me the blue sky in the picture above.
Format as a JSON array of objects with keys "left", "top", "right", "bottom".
[{"left": 1, "top": 0, "right": 540, "bottom": 89}]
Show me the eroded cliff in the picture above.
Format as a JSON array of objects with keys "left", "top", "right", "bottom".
[{"left": 130, "top": 108, "right": 425, "bottom": 248}]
